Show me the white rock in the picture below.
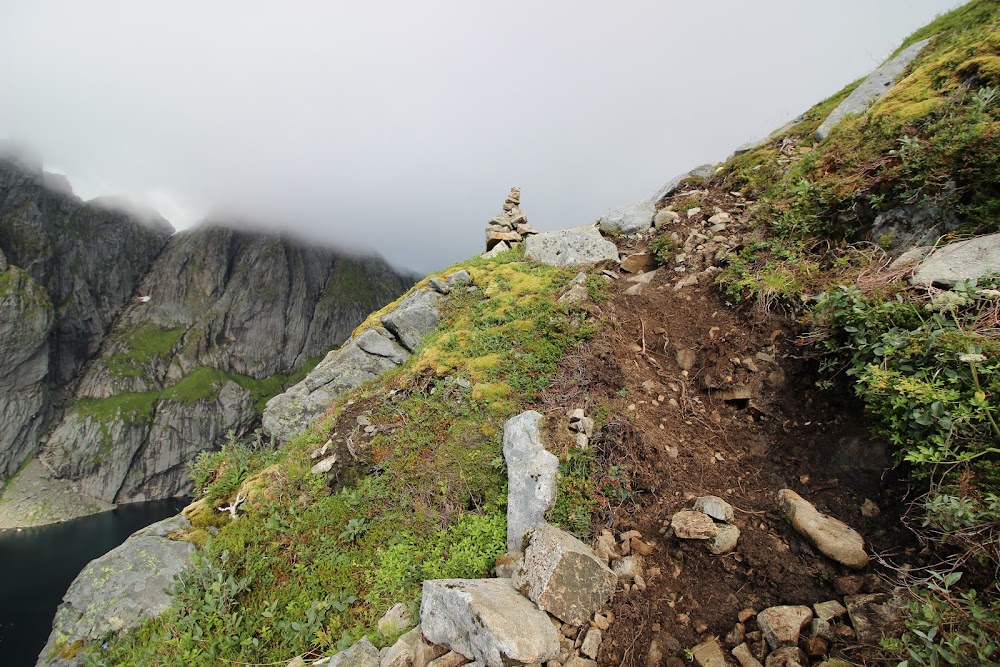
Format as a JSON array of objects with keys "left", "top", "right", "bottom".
[
  {"left": 693, "top": 495, "right": 734, "bottom": 522},
  {"left": 756, "top": 605, "right": 813, "bottom": 650},
  {"left": 599, "top": 201, "right": 655, "bottom": 235},
  {"left": 420, "top": 579, "right": 560, "bottom": 667},
  {"left": 504, "top": 411, "right": 559, "bottom": 552}
]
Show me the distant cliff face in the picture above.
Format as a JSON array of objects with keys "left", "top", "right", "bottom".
[
  {"left": 0, "top": 154, "right": 415, "bottom": 503},
  {"left": 0, "top": 155, "right": 173, "bottom": 478}
]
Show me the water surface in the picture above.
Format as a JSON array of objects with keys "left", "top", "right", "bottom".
[{"left": 0, "top": 499, "right": 187, "bottom": 667}]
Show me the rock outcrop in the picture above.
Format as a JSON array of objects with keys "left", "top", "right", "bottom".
[
  {"left": 264, "top": 270, "right": 470, "bottom": 443},
  {"left": 34, "top": 226, "right": 413, "bottom": 503},
  {"left": 0, "top": 152, "right": 173, "bottom": 478},
  {"left": 0, "top": 264, "right": 54, "bottom": 477},
  {"left": 816, "top": 38, "right": 933, "bottom": 140},
  {"left": 36, "top": 514, "right": 195, "bottom": 667}
]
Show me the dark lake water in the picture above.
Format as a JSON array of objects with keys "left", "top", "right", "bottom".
[{"left": 0, "top": 499, "right": 187, "bottom": 667}]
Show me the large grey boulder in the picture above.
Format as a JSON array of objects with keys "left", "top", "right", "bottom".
[
  {"left": 525, "top": 226, "right": 619, "bottom": 267},
  {"left": 36, "top": 515, "right": 195, "bottom": 667},
  {"left": 420, "top": 579, "right": 560, "bottom": 667},
  {"left": 598, "top": 200, "right": 655, "bottom": 236},
  {"left": 381, "top": 288, "right": 442, "bottom": 353},
  {"left": 816, "top": 38, "right": 933, "bottom": 140},
  {"left": 777, "top": 489, "right": 868, "bottom": 569},
  {"left": 651, "top": 164, "right": 715, "bottom": 203},
  {"left": 0, "top": 265, "right": 54, "bottom": 477},
  {"left": 503, "top": 411, "right": 559, "bottom": 552},
  {"left": 512, "top": 522, "right": 617, "bottom": 626},
  {"left": 911, "top": 232, "right": 1000, "bottom": 287}
]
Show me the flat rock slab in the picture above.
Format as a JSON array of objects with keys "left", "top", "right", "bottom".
[
  {"left": 817, "top": 38, "right": 932, "bottom": 140},
  {"left": 513, "top": 522, "right": 617, "bottom": 626},
  {"left": 777, "top": 489, "right": 868, "bottom": 569},
  {"left": 599, "top": 201, "right": 655, "bottom": 236},
  {"left": 911, "top": 232, "right": 1000, "bottom": 287},
  {"left": 503, "top": 411, "right": 558, "bottom": 552},
  {"left": 691, "top": 637, "right": 726, "bottom": 667},
  {"left": 525, "top": 226, "right": 620, "bottom": 267},
  {"left": 756, "top": 605, "right": 813, "bottom": 650},
  {"left": 420, "top": 578, "right": 559, "bottom": 667},
  {"left": 36, "top": 515, "right": 194, "bottom": 667}
]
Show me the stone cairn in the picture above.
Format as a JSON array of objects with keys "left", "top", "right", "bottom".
[{"left": 484, "top": 186, "right": 538, "bottom": 255}]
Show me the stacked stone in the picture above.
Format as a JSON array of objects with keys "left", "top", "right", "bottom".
[{"left": 485, "top": 186, "right": 539, "bottom": 252}]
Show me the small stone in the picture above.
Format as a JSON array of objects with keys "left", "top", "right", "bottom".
[
  {"left": 693, "top": 495, "right": 735, "bottom": 522},
  {"left": 592, "top": 530, "right": 618, "bottom": 562},
  {"left": 564, "top": 658, "right": 596, "bottom": 667},
  {"left": 494, "top": 551, "right": 522, "bottom": 578},
  {"left": 413, "top": 642, "right": 449, "bottom": 667},
  {"left": 731, "top": 642, "right": 763, "bottom": 667},
  {"left": 724, "top": 623, "right": 746, "bottom": 647},
  {"left": 446, "top": 270, "right": 472, "bottom": 287},
  {"left": 631, "top": 538, "right": 654, "bottom": 556},
  {"left": 756, "top": 605, "right": 813, "bottom": 649},
  {"left": 812, "top": 600, "right": 847, "bottom": 622},
  {"left": 707, "top": 524, "right": 740, "bottom": 554},
  {"left": 671, "top": 511, "right": 719, "bottom": 539},
  {"left": 763, "top": 646, "right": 808, "bottom": 667},
  {"left": 687, "top": 207, "right": 702, "bottom": 219},
  {"left": 861, "top": 498, "right": 881, "bottom": 518},
  {"left": 691, "top": 637, "right": 726, "bottom": 667},
  {"left": 675, "top": 347, "right": 697, "bottom": 370},
  {"left": 737, "top": 609, "right": 756, "bottom": 624},
  {"left": 624, "top": 283, "right": 645, "bottom": 296},
  {"left": 580, "top": 627, "right": 602, "bottom": 659},
  {"left": 592, "top": 612, "right": 610, "bottom": 631},
  {"left": 810, "top": 618, "right": 833, "bottom": 642},
  {"left": 802, "top": 636, "right": 829, "bottom": 658},
  {"left": 833, "top": 575, "right": 864, "bottom": 596},
  {"left": 707, "top": 212, "right": 732, "bottom": 226},
  {"left": 694, "top": 620, "right": 709, "bottom": 634},
  {"left": 310, "top": 454, "right": 339, "bottom": 475},
  {"left": 654, "top": 209, "right": 681, "bottom": 228},
  {"left": 428, "top": 277, "right": 451, "bottom": 294},
  {"left": 611, "top": 555, "right": 643, "bottom": 581},
  {"left": 426, "top": 652, "right": 469, "bottom": 667},
  {"left": 621, "top": 253, "right": 657, "bottom": 274}
]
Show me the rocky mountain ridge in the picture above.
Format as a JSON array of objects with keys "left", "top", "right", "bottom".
[{"left": 0, "top": 153, "right": 415, "bottom": 519}]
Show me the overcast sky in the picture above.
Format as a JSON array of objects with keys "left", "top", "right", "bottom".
[{"left": 0, "top": 1, "right": 962, "bottom": 273}]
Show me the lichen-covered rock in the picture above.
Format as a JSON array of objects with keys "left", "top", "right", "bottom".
[
  {"left": 420, "top": 579, "right": 560, "bottom": 667},
  {"left": 524, "top": 226, "right": 620, "bottom": 267},
  {"left": 816, "top": 38, "right": 933, "bottom": 140},
  {"left": 35, "top": 515, "right": 195, "bottom": 667},
  {"left": 671, "top": 510, "right": 719, "bottom": 540},
  {"left": 503, "top": 411, "right": 558, "bottom": 552},
  {"left": 911, "top": 232, "right": 1000, "bottom": 287},
  {"left": 512, "top": 522, "right": 617, "bottom": 626},
  {"left": 777, "top": 489, "right": 868, "bottom": 569},
  {"left": 380, "top": 288, "right": 442, "bottom": 353},
  {"left": 694, "top": 495, "right": 734, "bottom": 522}
]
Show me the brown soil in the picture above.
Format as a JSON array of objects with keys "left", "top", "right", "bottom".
[{"left": 540, "top": 188, "right": 918, "bottom": 666}]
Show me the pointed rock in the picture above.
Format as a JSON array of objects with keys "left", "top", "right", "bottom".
[{"left": 503, "top": 411, "right": 559, "bottom": 552}]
